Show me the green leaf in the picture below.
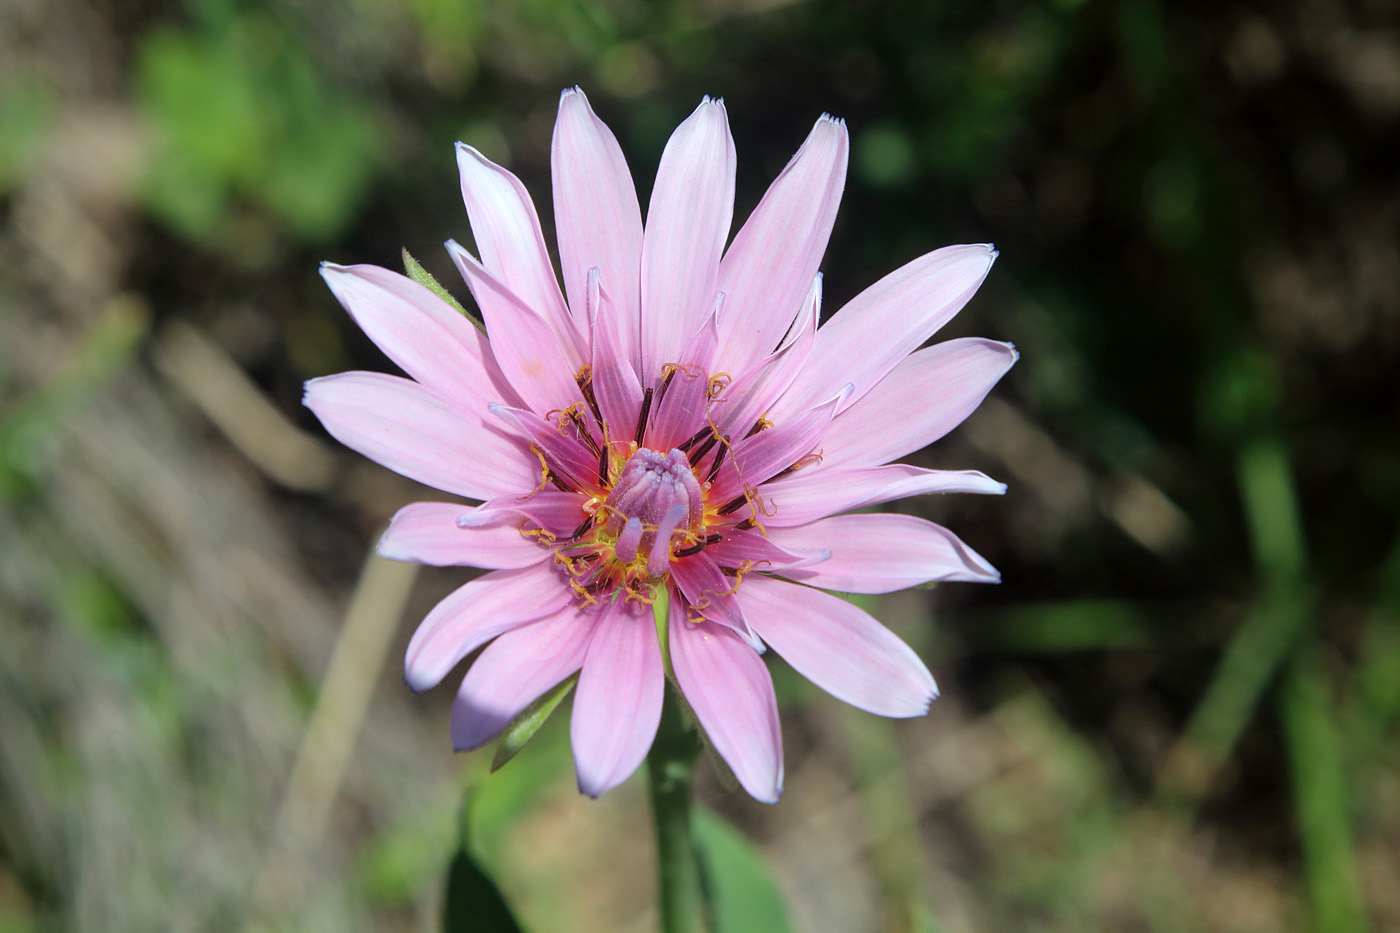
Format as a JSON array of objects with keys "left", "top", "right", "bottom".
[
  {"left": 441, "top": 846, "right": 526, "bottom": 933},
  {"left": 403, "top": 248, "right": 483, "bottom": 329},
  {"left": 490, "top": 674, "right": 577, "bottom": 772},
  {"left": 695, "top": 809, "right": 791, "bottom": 933}
]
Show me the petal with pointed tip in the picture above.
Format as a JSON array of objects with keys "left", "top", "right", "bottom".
[
  {"left": 669, "top": 611, "right": 783, "bottom": 803},
  {"left": 820, "top": 338, "right": 1018, "bottom": 468},
  {"left": 404, "top": 564, "right": 574, "bottom": 691},
  {"left": 455, "top": 142, "right": 578, "bottom": 348},
  {"left": 303, "top": 372, "right": 534, "bottom": 501},
  {"left": 320, "top": 263, "right": 517, "bottom": 406},
  {"left": 761, "top": 464, "right": 1006, "bottom": 527},
  {"left": 717, "top": 115, "right": 848, "bottom": 371},
  {"left": 640, "top": 98, "right": 735, "bottom": 385},
  {"left": 378, "top": 502, "right": 549, "bottom": 569},
  {"left": 553, "top": 88, "right": 643, "bottom": 350},
  {"left": 451, "top": 605, "right": 599, "bottom": 750},
  {"left": 738, "top": 576, "right": 937, "bottom": 717},
  {"left": 769, "top": 513, "right": 1000, "bottom": 592},
  {"left": 770, "top": 243, "right": 997, "bottom": 420},
  {"left": 448, "top": 241, "right": 587, "bottom": 415},
  {"left": 571, "top": 601, "right": 665, "bottom": 796}
]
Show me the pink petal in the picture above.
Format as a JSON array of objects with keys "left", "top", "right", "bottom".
[
  {"left": 458, "top": 489, "right": 588, "bottom": 539},
  {"left": 668, "top": 609, "right": 784, "bottom": 803},
  {"left": 303, "top": 372, "right": 535, "bottom": 501},
  {"left": 703, "top": 528, "right": 823, "bottom": 572},
  {"left": 769, "top": 243, "right": 997, "bottom": 421},
  {"left": 736, "top": 576, "right": 937, "bottom": 717},
  {"left": 586, "top": 268, "right": 645, "bottom": 446},
  {"left": 670, "top": 551, "right": 751, "bottom": 640},
  {"left": 640, "top": 98, "right": 735, "bottom": 386},
  {"left": 820, "top": 338, "right": 1018, "bottom": 468},
  {"left": 553, "top": 88, "right": 643, "bottom": 354},
  {"left": 489, "top": 404, "right": 601, "bottom": 494},
  {"left": 378, "top": 502, "right": 550, "bottom": 569},
  {"left": 717, "top": 115, "right": 848, "bottom": 372},
  {"left": 404, "top": 563, "right": 574, "bottom": 691},
  {"left": 707, "top": 390, "right": 845, "bottom": 506},
  {"left": 319, "top": 263, "right": 518, "bottom": 407},
  {"left": 447, "top": 240, "right": 587, "bottom": 415},
  {"left": 455, "top": 142, "right": 580, "bottom": 350},
  {"left": 762, "top": 464, "right": 1006, "bottom": 527},
  {"left": 571, "top": 600, "right": 665, "bottom": 797},
  {"left": 712, "top": 274, "right": 820, "bottom": 439},
  {"left": 451, "top": 606, "right": 599, "bottom": 750},
  {"left": 769, "top": 513, "right": 1000, "bottom": 592},
  {"left": 648, "top": 301, "right": 721, "bottom": 451}
]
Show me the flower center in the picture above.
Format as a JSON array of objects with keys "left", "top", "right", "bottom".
[{"left": 599, "top": 447, "right": 705, "bottom": 579}]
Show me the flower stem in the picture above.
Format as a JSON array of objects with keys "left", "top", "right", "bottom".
[{"left": 648, "top": 687, "right": 705, "bottom": 933}]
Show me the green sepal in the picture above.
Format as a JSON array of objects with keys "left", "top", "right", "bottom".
[
  {"left": 402, "top": 247, "right": 483, "bottom": 331},
  {"left": 490, "top": 673, "right": 578, "bottom": 772}
]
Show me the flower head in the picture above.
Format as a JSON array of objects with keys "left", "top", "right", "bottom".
[{"left": 305, "top": 88, "right": 1015, "bottom": 802}]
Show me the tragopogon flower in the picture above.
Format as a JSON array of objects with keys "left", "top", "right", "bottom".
[{"left": 305, "top": 88, "right": 1015, "bottom": 802}]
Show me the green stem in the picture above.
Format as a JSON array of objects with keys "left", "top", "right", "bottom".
[{"left": 648, "top": 681, "right": 705, "bottom": 933}]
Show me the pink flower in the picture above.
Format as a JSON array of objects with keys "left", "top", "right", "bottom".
[{"left": 305, "top": 88, "right": 1014, "bottom": 803}]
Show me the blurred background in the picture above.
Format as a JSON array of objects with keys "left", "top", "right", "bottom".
[{"left": 2, "top": 0, "right": 1398, "bottom": 930}]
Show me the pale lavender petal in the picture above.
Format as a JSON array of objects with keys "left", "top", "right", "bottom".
[
  {"left": 319, "top": 263, "right": 518, "bottom": 406},
  {"left": 769, "top": 513, "right": 1000, "bottom": 592},
  {"left": 737, "top": 575, "right": 937, "bottom": 717},
  {"left": 769, "top": 243, "right": 997, "bottom": 421},
  {"left": 553, "top": 88, "right": 643, "bottom": 351},
  {"left": 447, "top": 240, "right": 587, "bottom": 414},
  {"left": 572, "top": 600, "right": 665, "bottom": 797},
  {"left": 455, "top": 142, "right": 580, "bottom": 349},
  {"left": 669, "top": 610, "right": 783, "bottom": 803},
  {"left": 458, "top": 489, "right": 587, "bottom": 539},
  {"left": 717, "top": 115, "right": 848, "bottom": 371},
  {"left": 303, "top": 372, "right": 534, "bottom": 500},
  {"left": 820, "top": 338, "right": 1018, "bottom": 468},
  {"left": 707, "top": 390, "right": 845, "bottom": 506},
  {"left": 378, "top": 502, "right": 550, "bottom": 569},
  {"left": 762, "top": 464, "right": 1006, "bottom": 527},
  {"left": 404, "top": 563, "right": 574, "bottom": 691},
  {"left": 712, "top": 274, "right": 820, "bottom": 439},
  {"left": 451, "top": 605, "right": 599, "bottom": 750},
  {"left": 640, "top": 98, "right": 735, "bottom": 385}
]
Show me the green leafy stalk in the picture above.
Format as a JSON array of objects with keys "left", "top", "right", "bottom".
[{"left": 648, "top": 591, "right": 707, "bottom": 933}]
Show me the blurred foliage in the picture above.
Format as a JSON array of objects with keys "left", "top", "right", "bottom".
[{"left": 2, "top": 0, "right": 1398, "bottom": 930}]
